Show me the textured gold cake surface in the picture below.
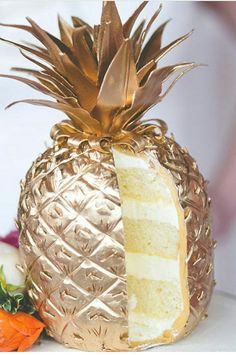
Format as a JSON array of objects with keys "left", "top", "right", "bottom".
[{"left": 18, "top": 137, "right": 214, "bottom": 351}]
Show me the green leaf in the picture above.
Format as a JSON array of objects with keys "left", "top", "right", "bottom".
[
  {"left": 0, "top": 265, "right": 36, "bottom": 315},
  {"left": 0, "top": 282, "right": 7, "bottom": 299},
  {"left": 6, "top": 283, "right": 24, "bottom": 293},
  {"left": 0, "top": 265, "right": 7, "bottom": 289},
  {"left": 3, "top": 299, "right": 12, "bottom": 312}
]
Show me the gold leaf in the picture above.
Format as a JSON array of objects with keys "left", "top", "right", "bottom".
[
  {"left": 111, "top": 63, "right": 196, "bottom": 131},
  {"left": 72, "top": 27, "right": 98, "bottom": 82},
  {"left": 155, "top": 30, "right": 194, "bottom": 63},
  {"left": 93, "top": 25, "right": 100, "bottom": 55},
  {"left": 12, "top": 67, "right": 75, "bottom": 100},
  {"left": 54, "top": 120, "right": 83, "bottom": 135},
  {"left": 138, "top": 19, "right": 170, "bottom": 69},
  {"left": 0, "top": 22, "right": 32, "bottom": 32},
  {"left": 159, "top": 63, "right": 199, "bottom": 101},
  {"left": 97, "top": 1, "right": 124, "bottom": 84},
  {"left": 19, "top": 50, "right": 72, "bottom": 86},
  {"left": 92, "top": 40, "right": 138, "bottom": 132},
  {"left": 0, "top": 37, "right": 52, "bottom": 63},
  {"left": 144, "top": 3, "right": 162, "bottom": 35},
  {"left": 123, "top": 1, "right": 147, "bottom": 37},
  {"left": 131, "top": 20, "right": 146, "bottom": 62},
  {"left": 137, "top": 59, "right": 155, "bottom": 84},
  {"left": 5, "top": 99, "right": 101, "bottom": 134},
  {"left": 60, "top": 53, "right": 98, "bottom": 111},
  {"left": 71, "top": 16, "right": 93, "bottom": 34},
  {"left": 17, "top": 50, "right": 76, "bottom": 97},
  {"left": 26, "top": 17, "right": 65, "bottom": 73},
  {"left": 58, "top": 15, "right": 73, "bottom": 47},
  {"left": 0, "top": 73, "right": 66, "bottom": 102},
  {"left": 22, "top": 41, "right": 47, "bottom": 54},
  {"left": 135, "top": 3, "right": 162, "bottom": 64},
  {"left": 46, "top": 32, "right": 74, "bottom": 59}
]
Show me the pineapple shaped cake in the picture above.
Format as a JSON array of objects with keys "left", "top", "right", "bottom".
[{"left": 0, "top": 1, "right": 215, "bottom": 351}]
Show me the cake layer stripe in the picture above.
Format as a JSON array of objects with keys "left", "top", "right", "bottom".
[
  {"left": 128, "top": 313, "right": 174, "bottom": 342},
  {"left": 124, "top": 217, "right": 179, "bottom": 259},
  {"left": 121, "top": 198, "right": 179, "bottom": 228},
  {"left": 127, "top": 277, "right": 183, "bottom": 319},
  {"left": 126, "top": 252, "right": 180, "bottom": 282},
  {"left": 115, "top": 168, "right": 171, "bottom": 202}
]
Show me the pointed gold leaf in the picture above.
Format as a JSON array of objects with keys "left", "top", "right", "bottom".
[
  {"left": 123, "top": 1, "right": 147, "bottom": 37},
  {"left": 138, "top": 20, "right": 170, "bottom": 69},
  {"left": 22, "top": 41, "right": 47, "bottom": 54},
  {"left": 159, "top": 63, "right": 199, "bottom": 101},
  {"left": 93, "top": 24, "right": 100, "bottom": 55},
  {"left": 26, "top": 18, "right": 66, "bottom": 74},
  {"left": 137, "top": 59, "right": 155, "bottom": 84},
  {"left": 17, "top": 50, "right": 75, "bottom": 96},
  {"left": 131, "top": 20, "right": 146, "bottom": 62},
  {"left": 92, "top": 40, "right": 138, "bottom": 132},
  {"left": 58, "top": 15, "right": 73, "bottom": 47},
  {"left": 25, "top": 18, "right": 98, "bottom": 110},
  {"left": 71, "top": 16, "right": 93, "bottom": 34},
  {"left": 0, "top": 22, "right": 32, "bottom": 32},
  {"left": 135, "top": 3, "right": 162, "bottom": 63},
  {"left": 155, "top": 30, "right": 194, "bottom": 63},
  {"left": 46, "top": 31, "right": 73, "bottom": 59},
  {"left": 0, "top": 37, "right": 52, "bottom": 63},
  {"left": 111, "top": 63, "right": 196, "bottom": 132},
  {"left": 0, "top": 73, "right": 66, "bottom": 101},
  {"left": 97, "top": 1, "right": 124, "bottom": 84},
  {"left": 11, "top": 68, "right": 77, "bottom": 100},
  {"left": 144, "top": 3, "right": 162, "bottom": 36},
  {"left": 72, "top": 27, "right": 98, "bottom": 82},
  {"left": 59, "top": 53, "right": 98, "bottom": 111},
  {"left": 5, "top": 99, "right": 101, "bottom": 134}
]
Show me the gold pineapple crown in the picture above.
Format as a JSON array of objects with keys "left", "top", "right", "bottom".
[{"left": 0, "top": 1, "right": 197, "bottom": 143}]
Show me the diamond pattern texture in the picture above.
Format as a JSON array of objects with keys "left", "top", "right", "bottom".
[
  {"left": 19, "top": 146, "right": 129, "bottom": 351},
  {"left": 18, "top": 137, "right": 214, "bottom": 351}
]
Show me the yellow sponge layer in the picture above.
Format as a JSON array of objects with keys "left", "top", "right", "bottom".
[
  {"left": 116, "top": 168, "right": 172, "bottom": 203},
  {"left": 124, "top": 217, "right": 179, "bottom": 259},
  {"left": 128, "top": 276, "right": 183, "bottom": 320}
]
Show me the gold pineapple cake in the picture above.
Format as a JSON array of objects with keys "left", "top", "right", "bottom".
[{"left": 0, "top": 1, "right": 215, "bottom": 351}]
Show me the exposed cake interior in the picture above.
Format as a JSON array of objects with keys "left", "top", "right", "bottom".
[{"left": 113, "top": 147, "right": 189, "bottom": 347}]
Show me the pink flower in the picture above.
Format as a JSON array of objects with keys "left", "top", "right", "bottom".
[{"left": 0, "top": 230, "right": 19, "bottom": 248}]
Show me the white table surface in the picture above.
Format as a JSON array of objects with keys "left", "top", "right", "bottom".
[{"left": 31, "top": 291, "right": 236, "bottom": 352}]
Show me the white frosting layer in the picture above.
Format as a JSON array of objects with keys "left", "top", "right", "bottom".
[
  {"left": 128, "top": 312, "right": 174, "bottom": 341},
  {"left": 112, "top": 148, "right": 150, "bottom": 169},
  {"left": 126, "top": 252, "right": 180, "bottom": 283},
  {"left": 122, "top": 198, "right": 179, "bottom": 228}
]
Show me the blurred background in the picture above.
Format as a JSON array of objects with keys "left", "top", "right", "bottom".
[{"left": 0, "top": 1, "right": 236, "bottom": 295}]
